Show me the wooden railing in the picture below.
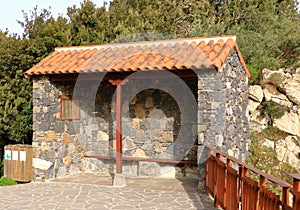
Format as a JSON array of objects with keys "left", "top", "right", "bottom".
[{"left": 205, "top": 144, "right": 300, "bottom": 210}]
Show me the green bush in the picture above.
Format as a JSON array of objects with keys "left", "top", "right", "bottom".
[
  {"left": 248, "top": 63, "right": 261, "bottom": 85},
  {"left": 246, "top": 138, "right": 279, "bottom": 175},
  {"left": 0, "top": 176, "right": 17, "bottom": 186},
  {"left": 247, "top": 130, "right": 299, "bottom": 188},
  {"left": 262, "top": 101, "right": 285, "bottom": 120},
  {"left": 262, "top": 126, "right": 290, "bottom": 141}
]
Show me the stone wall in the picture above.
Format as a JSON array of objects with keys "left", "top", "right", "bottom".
[
  {"left": 196, "top": 48, "right": 250, "bottom": 184},
  {"left": 32, "top": 76, "right": 199, "bottom": 181}
]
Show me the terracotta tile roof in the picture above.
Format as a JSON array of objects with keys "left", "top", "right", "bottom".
[{"left": 24, "top": 35, "right": 250, "bottom": 77}]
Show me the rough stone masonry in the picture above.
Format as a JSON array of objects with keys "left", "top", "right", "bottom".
[{"left": 31, "top": 48, "right": 249, "bottom": 184}]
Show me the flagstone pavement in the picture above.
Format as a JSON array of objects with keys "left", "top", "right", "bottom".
[{"left": 0, "top": 173, "right": 216, "bottom": 210}]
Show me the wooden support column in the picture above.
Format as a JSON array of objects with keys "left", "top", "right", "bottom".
[
  {"left": 109, "top": 79, "right": 127, "bottom": 186},
  {"left": 115, "top": 82, "right": 122, "bottom": 174}
]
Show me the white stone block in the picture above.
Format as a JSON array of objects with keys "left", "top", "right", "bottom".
[{"left": 32, "top": 158, "right": 53, "bottom": 170}]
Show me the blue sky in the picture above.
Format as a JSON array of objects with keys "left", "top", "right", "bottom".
[{"left": 0, "top": 0, "right": 108, "bottom": 35}]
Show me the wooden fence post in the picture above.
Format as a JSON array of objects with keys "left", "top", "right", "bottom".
[
  {"left": 290, "top": 174, "right": 300, "bottom": 210},
  {"left": 215, "top": 153, "right": 221, "bottom": 208}
]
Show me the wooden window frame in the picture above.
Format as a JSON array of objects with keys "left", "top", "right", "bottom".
[{"left": 59, "top": 95, "right": 80, "bottom": 121}]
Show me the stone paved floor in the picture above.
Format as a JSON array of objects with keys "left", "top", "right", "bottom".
[{"left": 0, "top": 173, "right": 216, "bottom": 210}]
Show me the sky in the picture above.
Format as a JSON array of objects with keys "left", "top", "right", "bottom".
[{"left": 0, "top": 0, "right": 108, "bottom": 35}]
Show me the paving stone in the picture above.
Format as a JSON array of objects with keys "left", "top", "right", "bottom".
[{"left": 0, "top": 173, "right": 216, "bottom": 210}]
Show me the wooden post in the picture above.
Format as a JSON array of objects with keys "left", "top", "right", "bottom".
[
  {"left": 238, "top": 165, "right": 243, "bottom": 204},
  {"left": 282, "top": 187, "right": 290, "bottom": 207},
  {"left": 116, "top": 83, "right": 122, "bottom": 174},
  {"left": 260, "top": 175, "right": 266, "bottom": 188},
  {"left": 206, "top": 148, "right": 212, "bottom": 190},
  {"left": 290, "top": 174, "right": 300, "bottom": 210},
  {"left": 215, "top": 153, "right": 221, "bottom": 208},
  {"left": 243, "top": 168, "right": 249, "bottom": 177},
  {"left": 259, "top": 175, "right": 266, "bottom": 210},
  {"left": 109, "top": 79, "right": 127, "bottom": 186}
]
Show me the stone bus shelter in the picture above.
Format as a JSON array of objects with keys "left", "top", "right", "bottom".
[{"left": 25, "top": 35, "right": 250, "bottom": 186}]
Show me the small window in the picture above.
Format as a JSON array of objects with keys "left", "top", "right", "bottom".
[{"left": 59, "top": 95, "right": 80, "bottom": 120}]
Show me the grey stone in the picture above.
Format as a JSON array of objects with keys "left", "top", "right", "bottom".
[
  {"left": 140, "top": 119, "right": 151, "bottom": 129},
  {"left": 215, "top": 135, "right": 224, "bottom": 147},
  {"left": 73, "top": 153, "right": 81, "bottom": 164},
  {"left": 69, "top": 165, "right": 81, "bottom": 174},
  {"left": 123, "top": 136, "right": 136, "bottom": 151},
  {"left": 122, "top": 162, "right": 138, "bottom": 176},
  {"left": 82, "top": 158, "right": 105, "bottom": 172},
  {"left": 57, "top": 166, "right": 67, "bottom": 177},
  {"left": 166, "top": 144, "right": 174, "bottom": 154},
  {"left": 45, "top": 150, "right": 56, "bottom": 160},
  {"left": 67, "top": 143, "right": 76, "bottom": 154},
  {"left": 39, "top": 123, "right": 49, "bottom": 132},
  {"left": 197, "top": 146, "right": 208, "bottom": 165},
  {"left": 42, "top": 98, "right": 52, "bottom": 106},
  {"left": 152, "top": 141, "right": 163, "bottom": 153},
  {"left": 166, "top": 118, "right": 174, "bottom": 130},
  {"left": 159, "top": 165, "right": 176, "bottom": 178},
  {"left": 141, "top": 140, "right": 154, "bottom": 155},
  {"left": 66, "top": 122, "right": 76, "bottom": 134},
  {"left": 227, "top": 124, "right": 235, "bottom": 135},
  {"left": 55, "top": 122, "right": 65, "bottom": 133},
  {"left": 139, "top": 162, "right": 160, "bottom": 176},
  {"left": 149, "top": 109, "right": 166, "bottom": 119},
  {"left": 57, "top": 145, "right": 67, "bottom": 159},
  {"left": 134, "top": 129, "right": 145, "bottom": 143}
]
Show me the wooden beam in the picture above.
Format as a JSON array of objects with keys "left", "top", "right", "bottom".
[
  {"left": 83, "top": 155, "right": 198, "bottom": 165},
  {"left": 49, "top": 70, "right": 197, "bottom": 81}
]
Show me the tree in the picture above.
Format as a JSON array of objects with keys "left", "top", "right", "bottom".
[
  {"left": 18, "top": 6, "right": 72, "bottom": 59},
  {"left": 196, "top": 0, "right": 300, "bottom": 83},
  {"left": 67, "top": 0, "right": 111, "bottom": 45},
  {"left": 108, "top": 0, "right": 213, "bottom": 39},
  {"left": 0, "top": 7, "right": 72, "bottom": 175},
  {"left": 0, "top": 32, "right": 33, "bottom": 175}
]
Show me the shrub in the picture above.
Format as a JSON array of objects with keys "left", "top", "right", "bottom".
[
  {"left": 246, "top": 138, "right": 279, "bottom": 175},
  {"left": 248, "top": 63, "right": 261, "bottom": 85},
  {"left": 262, "top": 101, "right": 285, "bottom": 121},
  {"left": 247, "top": 130, "right": 299, "bottom": 189},
  {"left": 0, "top": 176, "right": 17, "bottom": 186},
  {"left": 262, "top": 126, "right": 290, "bottom": 141}
]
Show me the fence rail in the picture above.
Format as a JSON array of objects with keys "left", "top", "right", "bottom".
[{"left": 205, "top": 144, "right": 300, "bottom": 210}]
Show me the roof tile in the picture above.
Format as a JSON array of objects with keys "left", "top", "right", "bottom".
[{"left": 24, "top": 35, "right": 250, "bottom": 77}]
